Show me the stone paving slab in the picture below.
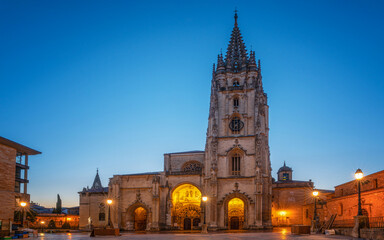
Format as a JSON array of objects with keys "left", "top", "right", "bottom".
[{"left": 33, "top": 231, "right": 360, "bottom": 240}]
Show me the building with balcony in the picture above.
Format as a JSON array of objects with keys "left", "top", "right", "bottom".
[{"left": 0, "top": 136, "right": 41, "bottom": 233}]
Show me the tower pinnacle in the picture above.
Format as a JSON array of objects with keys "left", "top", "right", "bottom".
[{"left": 234, "top": 8, "right": 238, "bottom": 26}]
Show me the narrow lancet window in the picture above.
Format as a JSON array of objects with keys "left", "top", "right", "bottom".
[
  {"left": 99, "top": 203, "right": 105, "bottom": 221},
  {"left": 233, "top": 98, "right": 239, "bottom": 108},
  {"left": 232, "top": 153, "right": 241, "bottom": 176}
]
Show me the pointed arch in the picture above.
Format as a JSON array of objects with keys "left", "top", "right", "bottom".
[
  {"left": 227, "top": 147, "right": 245, "bottom": 176},
  {"left": 125, "top": 199, "right": 152, "bottom": 231},
  {"left": 170, "top": 183, "right": 202, "bottom": 230},
  {"left": 221, "top": 192, "right": 250, "bottom": 229}
]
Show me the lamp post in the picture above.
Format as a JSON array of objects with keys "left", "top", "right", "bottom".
[
  {"left": 107, "top": 199, "right": 113, "bottom": 228},
  {"left": 311, "top": 190, "right": 319, "bottom": 232},
  {"left": 355, "top": 169, "right": 364, "bottom": 216},
  {"left": 40, "top": 221, "right": 45, "bottom": 233},
  {"left": 201, "top": 196, "right": 208, "bottom": 233},
  {"left": 352, "top": 168, "right": 365, "bottom": 238},
  {"left": 20, "top": 201, "right": 27, "bottom": 228}
]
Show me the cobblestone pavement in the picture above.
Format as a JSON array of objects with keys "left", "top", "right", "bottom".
[{"left": 32, "top": 228, "right": 359, "bottom": 240}]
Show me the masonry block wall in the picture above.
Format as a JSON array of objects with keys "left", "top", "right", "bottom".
[{"left": 0, "top": 144, "right": 17, "bottom": 231}]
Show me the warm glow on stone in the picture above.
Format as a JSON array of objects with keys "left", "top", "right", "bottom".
[
  {"left": 279, "top": 211, "right": 287, "bottom": 216},
  {"left": 172, "top": 184, "right": 201, "bottom": 206}
]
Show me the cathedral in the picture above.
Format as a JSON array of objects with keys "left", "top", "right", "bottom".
[{"left": 79, "top": 13, "right": 273, "bottom": 231}]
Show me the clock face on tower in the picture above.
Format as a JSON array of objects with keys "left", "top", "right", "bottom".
[{"left": 229, "top": 117, "right": 244, "bottom": 132}]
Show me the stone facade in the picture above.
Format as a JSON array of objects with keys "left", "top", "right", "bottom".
[
  {"left": 271, "top": 162, "right": 319, "bottom": 226},
  {"left": 0, "top": 144, "right": 17, "bottom": 231},
  {"left": 79, "top": 13, "right": 272, "bottom": 231},
  {"left": 0, "top": 136, "right": 40, "bottom": 232},
  {"left": 311, "top": 170, "right": 384, "bottom": 223},
  {"left": 78, "top": 170, "right": 108, "bottom": 229}
]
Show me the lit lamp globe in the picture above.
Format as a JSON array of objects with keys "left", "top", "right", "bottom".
[
  {"left": 312, "top": 190, "right": 319, "bottom": 197},
  {"left": 107, "top": 199, "right": 113, "bottom": 205},
  {"left": 20, "top": 202, "right": 27, "bottom": 207},
  {"left": 202, "top": 196, "right": 208, "bottom": 202},
  {"left": 355, "top": 169, "right": 364, "bottom": 180},
  {"left": 40, "top": 221, "right": 45, "bottom": 224}
]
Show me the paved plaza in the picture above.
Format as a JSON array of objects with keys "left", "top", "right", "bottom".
[{"left": 32, "top": 228, "right": 359, "bottom": 240}]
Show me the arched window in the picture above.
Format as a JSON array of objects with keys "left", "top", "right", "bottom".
[
  {"left": 233, "top": 80, "right": 240, "bottom": 87},
  {"left": 99, "top": 203, "right": 105, "bottom": 221},
  {"left": 232, "top": 153, "right": 241, "bottom": 176},
  {"left": 233, "top": 98, "right": 239, "bottom": 108}
]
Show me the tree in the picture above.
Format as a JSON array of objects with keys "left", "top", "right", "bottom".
[
  {"left": 62, "top": 222, "right": 71, "bottom": 229},
  {"left": 48, "top": 220, "right": 56, "bottom": 229},
  {"left": 52, "top": 194, "right": 62, "bottom": 214}
]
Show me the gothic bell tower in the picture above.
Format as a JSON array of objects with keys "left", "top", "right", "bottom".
[{"left": 204, "top": 12, "right": 272, "bottom": 229}]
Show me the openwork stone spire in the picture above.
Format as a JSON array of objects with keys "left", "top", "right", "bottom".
[{"left": 225, "top": 12, "right": 248, "bottom": 73}]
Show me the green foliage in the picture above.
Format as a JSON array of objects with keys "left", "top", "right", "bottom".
[{"left": 48, "top": 220, "right": 56, "bottom": 229}]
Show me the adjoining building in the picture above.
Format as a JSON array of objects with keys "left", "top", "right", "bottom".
[
  {"left": 271, "top": 162, "right": 334, "bottom": 226},
  {"left": 304, "top": 169, "right": 384, "bottom": 226},
  {"left": 0, "top": 136, "right": 41, "bottom": 234},
  {"left": 78, "top": 170, "right": 108, "bottom": 229},
  {"left": 79, "top": 13, "right": 273, "bottom": 231}
]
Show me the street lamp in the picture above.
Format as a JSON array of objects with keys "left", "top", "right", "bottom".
[
  {"left": 107, "top": 199, "right": 113, "bottom": 228},
  {"left": 202, "top": 196, "right": 208, "bottom": 233},
  {"left": 20, "top": 201, "right": 27, "bottom": 228},
  {"left": 40, "top": 221, "right": 45, "bottom": 233},
  {"left": 311, "top": 190, "right": 319, "bottom": 232},
  {"left": 355, "top": 169, "right": 364, "bottom": 216}
]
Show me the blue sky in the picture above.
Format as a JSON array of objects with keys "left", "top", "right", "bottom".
[{"left": 1, "top": 0, "right": 383, "bottom": 207}]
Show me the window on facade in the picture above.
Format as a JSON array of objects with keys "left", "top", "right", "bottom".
[
  {"left": 233, "top": 80, "right": 240, "bottom": 87},
  {"left": 374, "top": 179, "right": 378, "bottom": 188},
  {"left": 16, "top": 152, "right": 24, "bottom": 165},
  {"left": 15, "top": 182, "right": 20, "bottom": 193},
  {"left": 231, "top": 153, "right": 241, "bottom": 176},
  {"left": 229, "top": 117, "right": 244, "bottom": 134},
  {"left": 233, "top": 98, "right": 239, "bottom": 108},
  {"left": 338, "top": 203, "right": 343, "bottom": 216},
  {"left": 305, "top": 209, "right": 309, "bottom": 219},
  {"left": 183, "top": 162, "right": 202, "bottom": 173},
  {"left": 99, "top": 203, "right": 106, "bottom": 221},
  {"left": 282, "top": 173, "right": 289, "bottom": 181}
]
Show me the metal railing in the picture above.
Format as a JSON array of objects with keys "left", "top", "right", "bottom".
[
  {"left": 368, "top": 216, "right": 384, "bottom": 228},
  {"left": 332, "top": 219, "right": 355, "bottom": 228},
  {"left": 331, "top": 217, "right": 384, "bottom": 229}
]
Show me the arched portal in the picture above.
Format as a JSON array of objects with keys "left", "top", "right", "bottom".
[
  {"left": 134, "top": 207, "right": 147, "bottom": 231},
  {"left": 171, "top": 184, "right": 201, "bottom": 230},
  {"left": 228, "top": 198, "right": 244, "bottom": 229}
]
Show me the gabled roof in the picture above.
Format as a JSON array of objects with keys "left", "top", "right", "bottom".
[{"left": 0, "top": 136, "right": 41, "bottom": 155}]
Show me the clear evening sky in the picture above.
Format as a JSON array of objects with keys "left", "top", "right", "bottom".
[{"left": 1, "top": 1, "right": 383, "bottom": 207}]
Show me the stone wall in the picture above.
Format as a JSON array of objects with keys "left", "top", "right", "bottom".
[
  {"left": 0, "top": 144, "right": 16, "bottom": 231},
  {"left": 79, "top": 192, "right": 108, "bottom": 229}
]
